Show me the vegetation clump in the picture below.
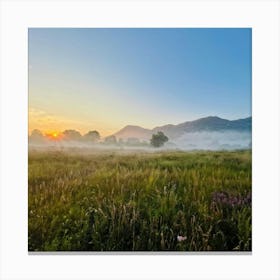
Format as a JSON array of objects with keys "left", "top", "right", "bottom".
[{"left": 150, "top": 131, "right": 169, "bottom": 147}]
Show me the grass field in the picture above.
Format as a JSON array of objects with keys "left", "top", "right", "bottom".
[{"left": 28, "top": 149, "right": 251, "bottom": 251}]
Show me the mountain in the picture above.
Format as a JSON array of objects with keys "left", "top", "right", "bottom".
[
  {"left": 113, "top": 116, "right": 252, "bottom": 141},
  {"left": 113, "top": 125, "right": 153, "bottom": 140},
  {"left": 154, "top": 116, "right": 252, "bottom": 139}
]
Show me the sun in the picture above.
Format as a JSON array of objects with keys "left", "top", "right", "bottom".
[{"left": 46, "top": 131, "right": 63, "bottom": 141}]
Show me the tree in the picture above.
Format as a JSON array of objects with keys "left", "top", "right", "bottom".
[
  {"left": 127, "top": 137, "right": 140, "bottom": 146},
  {"left": 83, "top": 130, "right": 100, "bottom": 142},
  {"left": 29, "top": 129, "right": 45, "bottom": 143},
  {"left": 104, "top": 135, "right": 117, "bottom": 144},
  {"left": 63, "top": 129, "right": 82, "bottom": 141},
  {"left": 150, "top": 131, "right": 168, "bottom": 147}
]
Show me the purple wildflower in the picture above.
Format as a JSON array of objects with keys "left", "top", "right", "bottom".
[{"left": 211, "top": 191, "right": 251, "bottom": 208}]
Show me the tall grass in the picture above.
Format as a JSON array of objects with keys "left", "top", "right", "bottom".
[{"left": 28, "top": 149, "right": 251, "bottom": 251}]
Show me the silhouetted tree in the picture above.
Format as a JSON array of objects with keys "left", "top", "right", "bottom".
[
  {"left": 63, "top": 129, "right": 82, "bottom": 141},
  {"left": 127, "top": 137, "right": 140, "bottom": 146},
  {"left": 104, "top": 135, "right": 117, "bottom": 144},
  {"left": 29, "top": 129, "right": 45, "bottom": 143},
  {"left": 83, "top": 130, "right": 100, "bottom": 142},
  {"left": 150, "top": 131, "right": 168, "bottom": 147}
]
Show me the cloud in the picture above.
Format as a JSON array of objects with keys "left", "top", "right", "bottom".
[
  {"left": 28, "top": 107, "right": 113, "bottom": 136},
  {"left": 29, "top": 107, "right": 50, "bottom": 118}
]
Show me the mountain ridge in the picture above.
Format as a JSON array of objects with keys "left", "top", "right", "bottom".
[{"left": 113, "top": 116, "right": 252, "bottom": 140}]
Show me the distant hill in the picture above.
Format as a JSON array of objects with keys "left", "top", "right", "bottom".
[
  {"left": 113, "top": 125, "right": 153, "bottom": 140},
  {"left": 113, "top": 116, "right": 252, "bottom": 141}
]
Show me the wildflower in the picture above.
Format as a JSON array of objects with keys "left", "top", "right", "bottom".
[
  {"left": 177, "top": 235, "right": 187, "bottom": 242},
  {"left": 211, "top": 191, "right": 251, "bottom": 208}
]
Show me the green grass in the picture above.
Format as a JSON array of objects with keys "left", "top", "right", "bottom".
[{"left": 28, "top": 149, "right": 251, "bottom": 251}]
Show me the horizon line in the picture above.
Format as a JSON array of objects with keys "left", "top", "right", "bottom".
[{"left": 29, "top": 115, "right": 252, "bottom": 137}]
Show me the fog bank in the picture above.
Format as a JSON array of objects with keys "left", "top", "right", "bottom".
[
  {"left": 174, "top": 130, "right": 251, "bottom": 150},
  {"left": 29, "top": 130, "right": 251, "bottom": 152}
]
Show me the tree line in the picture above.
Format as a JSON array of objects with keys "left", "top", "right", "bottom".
[{"left": 29, "top": 129, "right": 169, "bottom": 148}]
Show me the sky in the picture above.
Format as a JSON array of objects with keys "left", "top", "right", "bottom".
[{"left": 29, "top": 28, "right": 252, "bottom": 136}]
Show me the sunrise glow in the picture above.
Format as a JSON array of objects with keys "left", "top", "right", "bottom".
[{"left": 45, "top": 132, "right": 64, "bottom": 141}]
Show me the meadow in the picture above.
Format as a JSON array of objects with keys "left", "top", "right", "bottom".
[{"left": 28, "top": 148, "right": 251, "bottom": 251}]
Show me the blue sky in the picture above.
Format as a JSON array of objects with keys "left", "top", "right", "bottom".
[{"left": 29, "top": 28, "right": 251, "bottom": 135}]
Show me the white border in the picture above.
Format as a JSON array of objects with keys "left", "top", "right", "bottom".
[{"left": 1, "top": 0, "right": 279, "bottom": 279}]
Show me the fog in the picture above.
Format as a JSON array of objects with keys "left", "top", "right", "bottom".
[
  {"left": 174, "top": 130, "right": 252, "bottom": 150},
  {"left": 28, "top": 130, "right": 251, "bottom": 153}
]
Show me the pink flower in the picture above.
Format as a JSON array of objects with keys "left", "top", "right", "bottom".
[{"left": 177, "top": 235, "right": 187, "bottom": 242}]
